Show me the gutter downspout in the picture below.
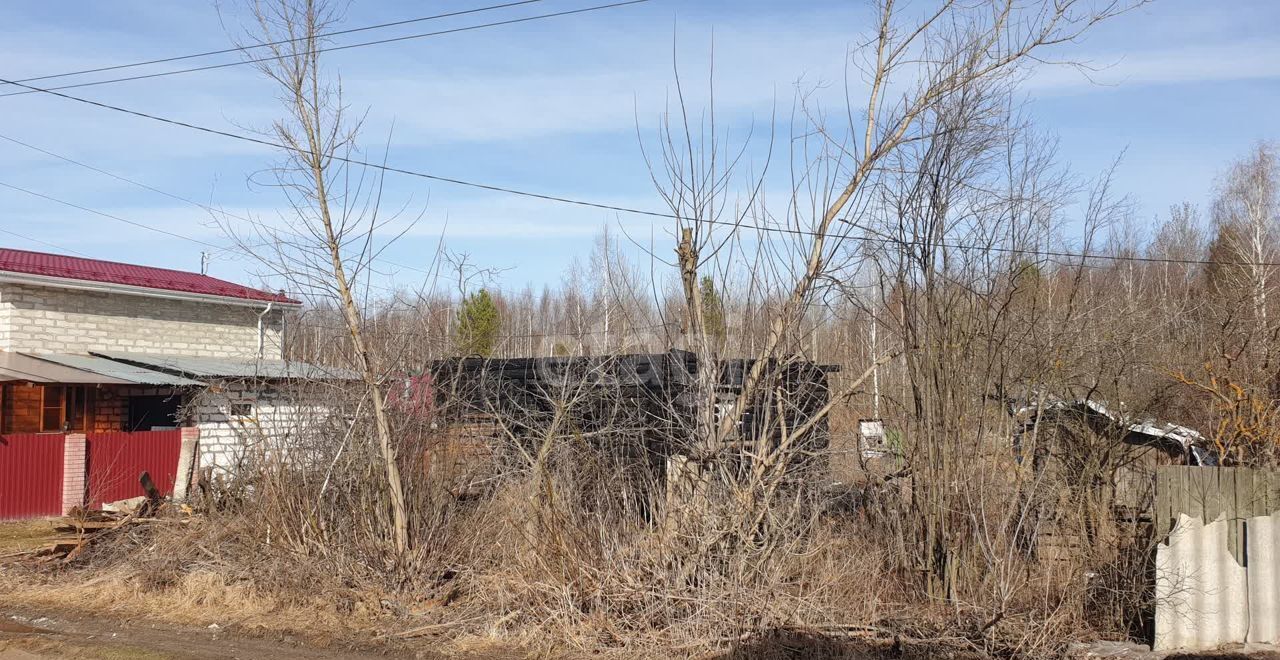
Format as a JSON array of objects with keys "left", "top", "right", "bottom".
[{"left": 257, "top": 302, "right": 276, "bottom": 361}]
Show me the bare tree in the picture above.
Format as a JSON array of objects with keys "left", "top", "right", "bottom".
[
  {"left": 1209, "top": 141, "right": 1279, "bottom": 327},
  {"left": 228, "top": 0, "right": 411, "bottom": 555},
  {"left": 646, "top": 0, "right": 1136, "bottom": 559}
]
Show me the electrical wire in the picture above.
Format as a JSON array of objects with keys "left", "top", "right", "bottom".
[
  {"left": 0, "top": 0, "right": 544, "bottom": 87},
  {"left": 0, "top": 75, "right": 678, "bottom": 221},
  {"left": 0, "top": 227, "right": 91, "bottom": 257},
  {"left": 5, "top": 64, "right": 1279, "bottom": 268},
  {"left": 0, "top": 131, "right": 437, "bottom": 275},
  {"left": 0, "top": 1, "right": 651, "bottom": 98},
  {"left": 0, "top": 180, "right": 224, "bottom": 250}
]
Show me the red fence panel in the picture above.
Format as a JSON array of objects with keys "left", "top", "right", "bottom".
[
  {"left": 0, "top": 433, "right": 65, "bottom": 519},
  {"left": 85, "top": 430, "right": 182, "bottom": 508}
]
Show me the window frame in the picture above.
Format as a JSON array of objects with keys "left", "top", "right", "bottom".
[{"left": 40, "top": 385, "right": 92, "bottom": 433}]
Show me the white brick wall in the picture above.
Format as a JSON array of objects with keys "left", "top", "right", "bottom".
[
  {"left": 0, "top": 283, "right": 284, "bottom": 358},
  {"left": 191, "top": 382, "right": 328, "bottom": 475}
]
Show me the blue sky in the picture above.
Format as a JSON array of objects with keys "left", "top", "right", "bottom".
[{"left": 1, "top": 0, "right": 1278, "bottom": 295}]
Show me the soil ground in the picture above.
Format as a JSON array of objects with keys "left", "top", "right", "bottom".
[{"left": 0, "top": 609, "right": 423, "bottom": 659}]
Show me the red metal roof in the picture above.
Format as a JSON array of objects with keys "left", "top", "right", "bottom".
[{"left": 0, "top": 248, "right": 298, "bottom": 304}]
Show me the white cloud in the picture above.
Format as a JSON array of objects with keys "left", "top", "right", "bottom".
[
  {"left": 385, "top": 193, "right": 664, "bottom": 240},
  {"left": 1024, "top": 41, "right": 1280, "bottom": 96}
]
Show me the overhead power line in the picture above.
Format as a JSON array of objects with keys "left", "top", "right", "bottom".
[
  {"left": 0, "top": 132, "right": 230, "bottom": 214},
  {"left": 0, "top": 75, "right": 678, "bottom": 220},
  {"left": 0, "top": 131, "right": 437, "bottom": 275},
  {"left": 0, "top": 180, "right": 223, "bottom": 250},
  {"left": 6, "top": 73, "right": 1280, "bottom": 270},
  {"left": 0, "top": 0, "right": 651, "bottom": 98},
  {"left": 1, "top": 0, "right": 542, "bottom": 87},
  {"left": 0, "top": 227, "right": 91, "bottom": 257}
]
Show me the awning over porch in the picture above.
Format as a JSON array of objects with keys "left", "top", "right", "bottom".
[
  {"left": 0, "top": 350, "right": 353, "bottom": 385},
  {"left": 0, "top": 351, "right": 132, "bottom": 384},
  {"left": 92, "top": 351, "right": 359, "bottom": 381},
  {"left": 0, "top": 351, "right": 203, "bottom": 386},
  {"left": 27, "top": 353, "right": 204, "bottom": 386}
]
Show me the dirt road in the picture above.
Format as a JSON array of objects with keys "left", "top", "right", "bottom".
[{"left": 0, "top": 610, "right": 428, "bottom": 659}]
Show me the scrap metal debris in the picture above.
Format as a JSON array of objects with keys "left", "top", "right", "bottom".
[{"left": 1009, "top": 395, "right": 1219, "bottom": 466}]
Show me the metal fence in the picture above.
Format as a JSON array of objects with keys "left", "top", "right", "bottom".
[
  {"left": 1154, "top": 467, "right": 1280, "bottom": 650},
  {"left": 0, "top": 433, "right": 66, "bottom": 519},
  {"left": 85, "top": 430, "right": 183, "bottom": 508}
]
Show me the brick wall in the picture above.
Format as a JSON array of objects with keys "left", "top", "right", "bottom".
[
  {"left": 94, "top": 391, "right": 126, "bottom": 432},
  {"left": 2, "top": 383, "right": 43, "bottom": 433},
  {"left": 191, "top": 381, "right": 318, "bottom": 474},
  {"left": 0, "top": 283, "right": 284, "bottom": 358}
]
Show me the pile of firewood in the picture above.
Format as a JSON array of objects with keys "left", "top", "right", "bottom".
[
  {"left": 38, "top": 510, "right": 144, "bottom": 562},
  {"left": 3, "top": 471, "right": 190, "bottom": 564}
]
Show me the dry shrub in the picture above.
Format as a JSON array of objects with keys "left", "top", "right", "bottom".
[
  {"left": 436, "top": 441, "right": 895, "bottom": 655},
  {"left": 0, "top": 376, "right": 1160, "bottom": 659},
  {"left": 0, "top": 417, "right": 1159, "bottom": 659}
]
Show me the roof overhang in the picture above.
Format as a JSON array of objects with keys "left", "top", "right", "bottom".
[
  {"left": 0, "top": 271, "right": 301, "bottom": 309},
  {"left": 0, "top": 351, "right": 207, "bottom": 386},
  {"left": 25, "top": 353, "right": 204, "bottom": 386},
  {"left": 0, "top": 351, "right": 133, "bottom": 384},
  {"left": 92, "top": 351, "right": 359, "bottom": 381}
]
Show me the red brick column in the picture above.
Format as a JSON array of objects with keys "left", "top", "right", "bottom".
[{"left": 61, "top": 433, "right": 87, "bottom": 515}]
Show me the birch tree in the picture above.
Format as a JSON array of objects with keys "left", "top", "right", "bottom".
[
  {"left": 230, "top": 0, "right": 411, "bottom": 555},
  {"left": 1209, "top": 141, "right": 1279, "bottom": 327}
]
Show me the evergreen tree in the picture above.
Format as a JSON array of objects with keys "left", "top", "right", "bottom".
[
  {"left": 700, "top": 276, "right": 727, "bottom": 345},
  {"left": 455, "top": 289, "right": 501, "bottom": 356}
]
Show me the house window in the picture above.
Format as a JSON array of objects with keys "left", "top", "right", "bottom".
[
  {"left": 229, "top": 402, "right": 253, "bottom": 417},
  {"left": 41, "top": 385, "right": 91, "bottom": 432},
  {"left": 127, "top": 395, "right": 181, "bottom": 431}
]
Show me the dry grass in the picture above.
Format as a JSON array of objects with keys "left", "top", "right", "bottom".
[
  {"left": 2, "top": 473, "right": 911, "bottom": 657},
  {"left": 0, "top": 568, "right": 380, "bottom": 656},
  {"left": 1, "top": 434, "right": 1138, "bottom": 659},
  {"left": 0, "top": 520, "right": 60, "bottom": 555},
  {"left": 0, "top": 385, "right": 1156, "bottom": 660}
]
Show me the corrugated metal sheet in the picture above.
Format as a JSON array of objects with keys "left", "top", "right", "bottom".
[
  {"left": 24, "top": 353, "right": 203, "bottom": 386},
  {"left": 0, "top": 247, "right": 297, "bottom": 304},
  {"left": 0, "top": 351, "right": 133, "bottom": 384},
  {"left": 85, "top": 430, "right": 182, "bottom": 508},
  {"left": 1154, "top": 467, "right": 1280, "bottom": 651},
  {"left": 0, "top": 433, "right": 65, "bottom": 520},
  {"left": 92, "top": 351, "right": 359, "bottom": 380},
  {"left": 1016, "top": 396, "right": 1216, "bottom": 464},
  {"left": 1248, "top": 514, "right": 1280, "bottom": 644}
]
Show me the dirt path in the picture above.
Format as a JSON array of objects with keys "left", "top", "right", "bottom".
[{"left": 0, "top": 609, "right": 432, "bottom": 659}]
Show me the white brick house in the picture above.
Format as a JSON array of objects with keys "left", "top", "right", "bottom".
[
  {"left": 0, "top": 247, "right": 348, "bottom": 474},
  {"left": 0, "top": 282, "right": 285, "bottom": 357}
]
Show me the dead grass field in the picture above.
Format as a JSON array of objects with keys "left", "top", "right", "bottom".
[{"left": 0, "top": 521, "right": 59, "bottom": 557}]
